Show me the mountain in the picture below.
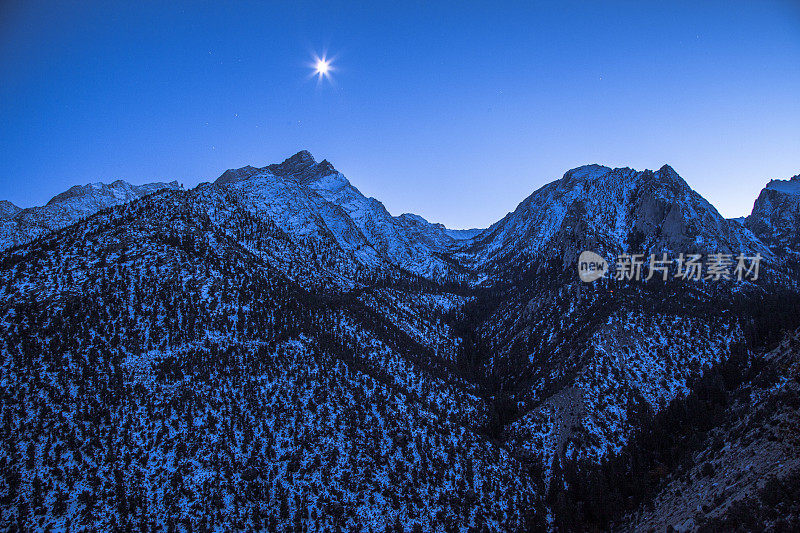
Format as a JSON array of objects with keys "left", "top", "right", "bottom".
[
  {"left": 543, "top": 326, "right": 800, "bottom": 531},
  {"left": 0, "top": 179, "right": 181, "bottom": 251},
  {"left": 214, "top": 151, "right": 467, "bottom": 281},
  {"left": 746, "top": 173, "right": 800, "bottom": 258},
  {"left": 0, "top": 186, "right": 543, "bottom": 531},
  {"left": 0, "top": 201, "right": 21, "bottom": 220},
  {"left": 459, "top": 164, "right": 770, "bottom": 272},
  {"left": 444, "top": 227, "right": 485, "bottom": 240},
  {"left": 617, "top": 329, "right": 800, "bottom": 531},
  {"left": 393, "top": 214, "right": 484, "bottom": 242},
  {"left": 443, "top": 163, "right": 787, "bottom": 473},
  {"left": 1, "top": 152, "right": 798, "bottom": 531}
]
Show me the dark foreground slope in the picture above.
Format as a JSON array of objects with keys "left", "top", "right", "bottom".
[
  {"left": 621, "top": 329, "right": 800, "bottom": 531},
  {"left": 0, "top": 189, "right": 543, "bottom": 531},
  {"left": 536, "top": 326, "right": 800, "bottom": 531}
]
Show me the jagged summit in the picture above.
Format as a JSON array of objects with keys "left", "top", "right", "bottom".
[
  {"left": 46, "top": 179, "right": 180, "bottom": 206},
  {"left": 209, "top": 150, "right": 462, "bottom": 279},
  {"left": 658, "top": 163, "right": 677, "bottom": 174},
  {"left": 267, "top": 149, "right": 314, "bottom": 172},
  {"left": 562, "top": 163, "right": 684, "bottom": 187},
  {"left": 746, "top": 171, "right": 800, "bottom": 254},
  {"left": 397, "top": 212, "right": 444, "bottom": 229},
  {"left": 561, "top": 163, "right": 679, "bottom": 185},
  {"left": 214, "top": 153, "right": 486, "bottom": 264},
  {"left": 766, "top": 173, "right": 800, "bottom": 195},
  {"left": 288, "top": 149, "right": 315, "bottom": 164},
  {"left": 458, "top": 163, "right": 769, "bottom": 270},
  {"left": 216, "top": 151, "right": 338, "bottom": 186},
  {"left": 267, "top": 150, "right": 337, "bottom": 182},
  {"left": 215, "top": 165, "right": 259, "bottom": 185},
  {"left": 562, "top": 164, "right": 612, "bottom": 183}
]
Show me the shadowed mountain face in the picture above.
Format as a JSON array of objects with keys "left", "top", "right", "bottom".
[
  {"left": 0, "top": 151, "right": 798, "bottom": 531},
  {"left": 746, "top": 174, "right": 800, "bottom": 258}
]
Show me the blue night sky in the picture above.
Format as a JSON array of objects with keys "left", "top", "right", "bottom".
[{"left": 1, "top": 1, "right": 798, "bottom": 228}]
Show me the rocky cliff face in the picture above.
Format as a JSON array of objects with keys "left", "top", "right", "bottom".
[
  {"left": 214, "top": 151, "right": 466, "bottom": 280},
  {"left": 746, "top": 174, "right": 800, "bottom": 257},
  {"left": 458, "top": 164, "right": 769, "bottom": 273}
]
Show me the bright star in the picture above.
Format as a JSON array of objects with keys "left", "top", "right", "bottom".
[
  {"left": 309, "top": 52, "right": 335, "bottom": 85},
  {"left": 315, "top": 58, "right": 330, "bottom": 76}
]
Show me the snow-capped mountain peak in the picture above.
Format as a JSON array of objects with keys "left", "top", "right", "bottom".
[
  {"left": 216, "top": 152, "right": 341, "bottom": 189},
  {"left": 266, "top": 150, "right": 337, "bottom": 183},
  {"left": 562, "top": 163, "right": 612, "bottom": 183},
  {"left": 458, "top": 163, "right": 770, "bottom": 270},
  {"left": 0, "top": 179, "right": 180, "bottom": 250},
  {"left": 398, "top": 212, "right": 437, "bottom": 226},
  {"left": 46, "top": 179, "right": 179, "bottom": 206},
  {"left": 215, "top": 165, "right": 260, "bottom": 185},
  {"left": 212, "top": 151, "right": 469, "bottom": 280}
]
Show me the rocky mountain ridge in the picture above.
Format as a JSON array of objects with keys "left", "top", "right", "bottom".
[
  {"left": 746, "top": 173, "right": 800, "bottom": 258},
  {"left": 457, "top": 163, "right": 772, "bottom": 274},
  {"left": 6, "top": 154, "right": 793, "bottom": 280},
  {"left": 0, "top": 151, "right": 798, "bottom": 531},
  {"left": 0, "top": 179, "right": 181, "bottom": 251}
]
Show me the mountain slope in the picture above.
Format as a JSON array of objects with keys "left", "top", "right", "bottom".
[
  {"left": 0, "top": 179, "right": 181, "bottom": 250},
  {"left": 446, "top": 164, "right": 789, "bottom": 476},
  {"left": 746, "top": 173, "right": 800, "bottom": 258},
  {"left": 458, "top": 164, "right": 769, "bottom": 272},
  {"left": 619, "top": 329, "right": 800, "bottom": 531},
  {"left": 1, "top": 153, "right": 798, "bottom": 532},
  {"left": 0, "top": 187, "right": 544, "bottom": 532},
  {"left": 215, "top": 152, "right": 465, "bottom": 281},
  {"left": 0, "top": 201, "right": 21, "bottom": 220}
]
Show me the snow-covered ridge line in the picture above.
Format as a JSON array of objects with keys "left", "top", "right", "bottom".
[
  {"left": 3, "top": 152, "right": 797, "bottom": 274},
  {"left": 746, "top": 172, "right": 800, "bottom": 255},
  {"left": 212, "top": 151, "right": 472, "bottom": 279},
  {"left": 456, "top": 163, "right": 774, "bottom": 271},
  {"left": 0, "top": 179, "right": 181, "bottom": 251}
]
